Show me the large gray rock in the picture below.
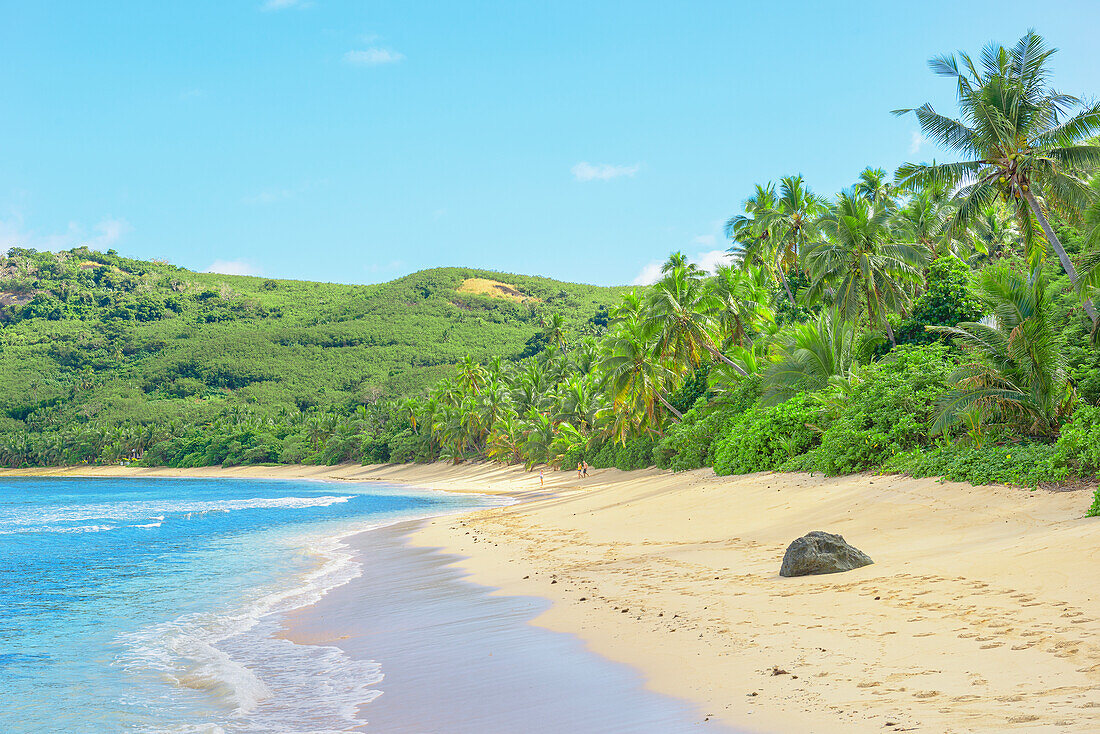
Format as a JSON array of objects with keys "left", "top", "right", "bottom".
[{"left": 779, "top": 531, "right": 873, "bottom": 577}]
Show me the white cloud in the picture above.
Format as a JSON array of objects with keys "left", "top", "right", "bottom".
[
  {"left": 343, "top": 48, "right": 405, "bottom": 66},
  {"left": 93, "top": 218, "right": 131, "bottom": 246},
  {"left": 261, "top": 0, "right": 311, "bottom": 11},
  {"left": 206, "top": 259, "right": 262, "bottom": 276},
  {"left": 693, "top": 249, "right": 731, "bottom": 273},
  {"left": 909, "top": 130, "right": 927, "bottom": 156},
  {"left": 571, "top": 161, "right": 641, "bottom": 182},
  {"left": 631, "top": 248, "right": 731, "bottom": 286},
  {"left": 0, "top": 213, "right": 131, "bottom": 252},
  {"left": 631, "top": 261, "right": 664, "bottom": 286}
]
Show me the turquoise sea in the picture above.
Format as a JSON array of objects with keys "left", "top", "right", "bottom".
[{"left": 0, "top": 477, "right": 495, "bottom": 733}]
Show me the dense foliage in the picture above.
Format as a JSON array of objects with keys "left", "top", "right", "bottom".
[
  {"left": 4, "top": 32, "right": 1100, "bottom": 507},
  {"left": 0, "top": 248, "right": 623, "bottom": 465}
]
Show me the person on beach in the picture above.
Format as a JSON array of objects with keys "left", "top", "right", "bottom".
[
  {"left": 539, "top": 469, "right": 544, "bottom": 487},
  {"left": 582, "top": 461, "right": 589, "bottom": 477},
  {"left": 577, "top": 461, "right": 583, "bottom": 479}
]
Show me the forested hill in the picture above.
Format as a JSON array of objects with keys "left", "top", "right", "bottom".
[{"left": 0, "top": 247, "right": 624, "bottom": 444}]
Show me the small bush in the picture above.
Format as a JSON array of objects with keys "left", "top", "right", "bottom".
[
  {"left": 615, "top": 436, "right": 655, "bottom": 470},
  {"left": 712, "top": 393, "right": 820, "bottom": 475},
  {"left": 1056, "top": 404, "right": 1100, "bottom": 474},
  {"left": 1087, "top": 489, "right": 1100, "bottom": 518},
  {"left": 815, "top": 344, "right": 954, "bottom": 475},
  {"left": 656, "top": 376, "right": 760, "bottom": 472},
  {"left": 900, "top": 442, "right": 1069, "bottom": 488}
]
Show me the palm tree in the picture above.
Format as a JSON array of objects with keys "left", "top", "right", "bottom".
[
  {"left": 930, "top": 268, "right": 1070, "bottom": 437},
  {"left": 457, "top": 355, "right": 485, "bottom": 396},
  {"left": 644, "top": 265, "right": 748, "bottom": 375},
  {"left": 854, "top": 167, "right": 898, "bottom": 210},
  {"left": 968, "top": 201, "right": 1022, "bottom": 264},
  {"left": 660, "top": 251, "right": 704, "bottom": 277},
  {"left": 804, "top": 192, "right": 926, "bottom": 345},
  {"left": 600, "top": 316, "right": 681, "bottom": 424},
  {"left": 891, "top": 180, "right": 955, "bottom": 258},
  {"left": 757, "top": 175, "right": 827, "bottom": 302},
  {"left": 708, "top": 264, "right": 774, "bottom": 349},
  {"left": 486, "top": 411, "right": 525, "bottom": 464},
  {"left": 894, "top": 31, "right": 1100, "bottom": 325},
  {"left": 726, "top": 183, "right": 778, "bottom": 272},
  {"left": 761, "top": 309, "right": 861, "bottom": 405},
  {"left": 542, "top": 312, "right": 569, "bottom": 352}
]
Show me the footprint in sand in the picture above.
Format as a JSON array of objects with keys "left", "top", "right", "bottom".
[{"left": 913, "top": 690, "right": 940, "bottom": 699}]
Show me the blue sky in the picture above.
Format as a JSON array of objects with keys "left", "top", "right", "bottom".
[{"left": 2, "top": 1, "right": 1099, "bottom": 286}]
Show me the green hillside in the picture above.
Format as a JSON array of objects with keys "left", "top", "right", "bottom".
[{"left": 0, "top": 247, "right": 624, "bottom": 455}]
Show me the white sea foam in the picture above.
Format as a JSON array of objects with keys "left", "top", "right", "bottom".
[
  {"left": 114, "top": 494, "right": 512, "bottom": 732},
  {"left": 0, "top": 523, "right": 118, "bottom": 535},
  {"left": 114, "top": 521, "right": 392, "bottom": 732},
  {"left": 0, "top": 495, "right": 352, "bottom": 531}
]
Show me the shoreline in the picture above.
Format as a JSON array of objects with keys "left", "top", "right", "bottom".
[
  {"left": 6, "top": 462, "right": 1100, "bottom": 731},
  {"left": 283, "top": 518, "right": 738, "bottom": 733}
]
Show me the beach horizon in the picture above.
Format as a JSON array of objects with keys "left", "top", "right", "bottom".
[{"left": 6, "top": 461, "right": 1098, "bottom": 731}]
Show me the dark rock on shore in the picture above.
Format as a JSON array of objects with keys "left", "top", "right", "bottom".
[{"left": 779, "top": 531, "right": 873, "bottom": 577}]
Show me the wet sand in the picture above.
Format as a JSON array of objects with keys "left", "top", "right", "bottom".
[{"left": 282, "top": 520, "right": 736, "bottom": 733}]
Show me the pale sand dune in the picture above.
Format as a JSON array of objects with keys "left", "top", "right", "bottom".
[{"left": 11, "top": 462, "right": 1100, "bottom": 732}]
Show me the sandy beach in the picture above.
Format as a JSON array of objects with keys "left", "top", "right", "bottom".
[{"left": 10, "top": 462, "right": 1099, "bottom": 732}]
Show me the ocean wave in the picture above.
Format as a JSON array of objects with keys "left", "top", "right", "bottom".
[
  {"left": 114, "top": 528, "right": 380, "bottom": 732},
  {"left": 0, "top": 495, "right": 352, "bottom": 531},
  {"left": 0, "top": 523, "right": 117, "bottom": 535}
]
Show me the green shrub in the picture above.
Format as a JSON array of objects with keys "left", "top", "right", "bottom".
[
  {"left": 1056, "top": 404, "right": 1100, "bottom": 474},
  {"left": 656, "top": 375, "right": 761, "bottom": 472},
  {"left": 712, "top": 393, "right": 820, "bottom": 475},
  {"left": 590, "top": 440, "right": 618, "bottom": 469},
  {"left": 561, "top": 444, "right": 586, "bottom": 471},
  {"left": 900, "top": 442, "right": 1068, "bottom": 487},
  {"left": 815, "top": 344, "right": 954, "bottom": 474},
  {"left": 615, "top": 436, "right": 655, "bottom": 470},
  {"left": 892, "top": 256, "right": 983, "bottom": 349},
  {"left": 1088, "top": 489, "right": 1100, "bottom": 518}
]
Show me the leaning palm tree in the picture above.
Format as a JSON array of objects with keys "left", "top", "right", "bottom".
[
  {"left": 804, "top": 192, "right": 926, "bottom": 344},
  {"left": 930, "top": 268, "right": 1071, "bottom": 437},
  {"left": 761, "top": 308, "right": 861, "bottom": 405},
  {"left": 708, "top": 264, "right": 775, "bottom": 349},
  {"left": 644, "top": 265, "right": 748, "bottom": 375},
  {"left": 894, "top": 30, "right": 1100, "bottom": 325},
  {"left": 600, "top": 316, "right": 681, "bottom": 424}
]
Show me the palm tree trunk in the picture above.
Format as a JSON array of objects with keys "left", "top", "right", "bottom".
[
  {"left": 1025, "top": 190, "right": 1099, "bottom": 325},
  {"left": 884, "top": 317, "right": 897, "bottom": 346},
  {"left": 655, "top": 391, "right": 683, "bottom": 421},
  {"left": 776, "top": 265, "right": 797, "bottom": 305},
  {"left": 704, "top": 343, "right": 749, "bottom": 376}
]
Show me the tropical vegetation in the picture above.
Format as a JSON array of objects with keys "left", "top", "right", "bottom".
[{"left": 3, "top": 31, "right": 1100, "bottom": 497}]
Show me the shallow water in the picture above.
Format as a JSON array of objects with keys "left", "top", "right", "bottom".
[
  {"left": 0, "top": 476, "right": 492, "bottom": 733},
  {"left": 287, "top": 522, "right": 741, "bottom": 733}
]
